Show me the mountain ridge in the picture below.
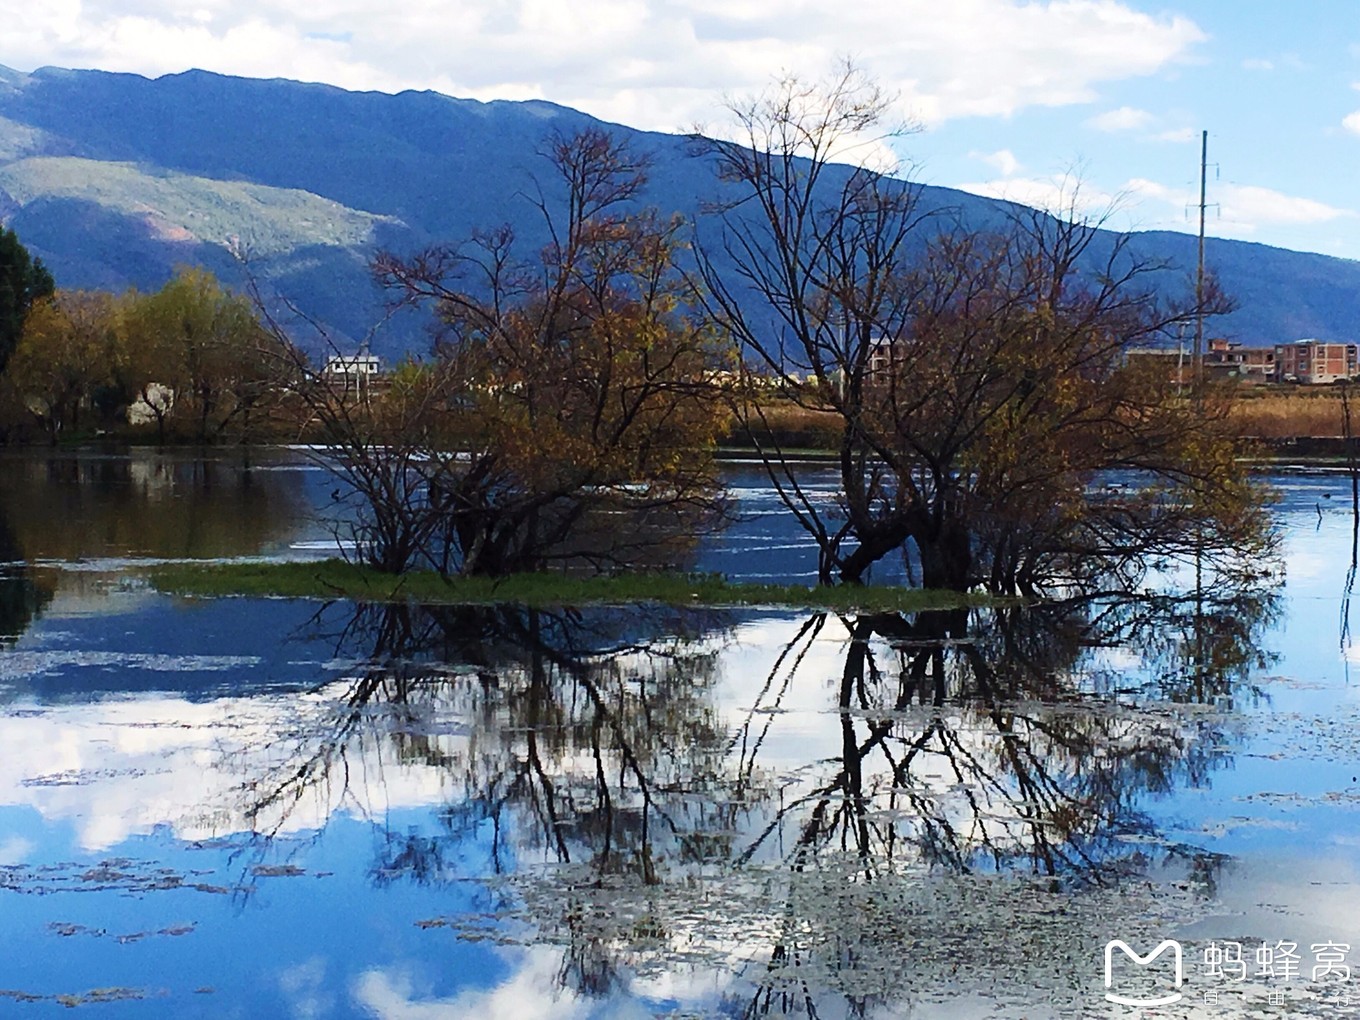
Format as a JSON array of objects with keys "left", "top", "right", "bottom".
[{"left": 0, "top": 63, "right": 1356, "bottom": 357}]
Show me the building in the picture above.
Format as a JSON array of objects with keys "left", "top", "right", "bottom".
[
  {"left": 322, "top": 354, "right": 382, "bottom": 403},
  {"left": 1273, "top": 340, "right": 1358, "bottom": 385},
  {"left": 867, "top": 336, "right": 910, "bottom": 382},
  {"left": 1204, "top": 339, "right": 1275, "bottom": 384},
  {"left": 323, "top": 354, "right": 380, "bottom": 380}
]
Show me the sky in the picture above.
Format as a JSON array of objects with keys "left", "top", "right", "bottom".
[{"left": 4, "top": 0, "right": 1360, "bottom": 259}]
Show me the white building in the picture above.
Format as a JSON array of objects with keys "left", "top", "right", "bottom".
[{"left": 323, "top": 355, "right": 380, "bottom": 379}]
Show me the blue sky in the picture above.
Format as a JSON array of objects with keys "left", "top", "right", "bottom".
[
  {"left": 917, "top": 1, "right": 1360, "bottom": 257},
  {"left": 4, "top": 0, "right": 1358, "bottom": 258}
]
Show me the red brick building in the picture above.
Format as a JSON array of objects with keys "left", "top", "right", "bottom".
[{"left": 1274, "top": 340, "right": 1358, "bottom": 384}]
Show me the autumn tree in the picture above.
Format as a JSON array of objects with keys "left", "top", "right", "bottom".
[
  {"left": 0, "top": 227, "right": 55, "bottom": 375},
  {"left": 696, "top": 65, "right": 1270, "bottom": 593},
  {"left": 364, "top": 127, "right": 733, "bottom": 576},
  {"left": 117, "top": 289, "right": 179, "bottom": 441},
  {"left": 121, "top": 268, "right": 278, "bottom": 442},
  {"left": 4, "top": 290, "right": 119, "bottom": 442},
  {"left": 869, "top": 211, "right": 1271, "bottom": 595},
  {"left": 276, "top": 354, "right": 463, "bottom": 575}
]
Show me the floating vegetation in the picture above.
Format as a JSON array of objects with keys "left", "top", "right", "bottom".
[
  {"left": 0, "top": 986, "right": 146, "bottom": 1008},
  {"left": 0, "top": 650, "right": 261, "bottom": 683},
  {"left": 0, "top": 859, "right": 241, "bottom": 897},
  {"left": 47, "top": 921, "right": 196, "bottom": 942},
  {"left": 23, "top": 768, "right": 158, "bottom": 788},
  {"left": 250, "top": 864, "right": 306, "bottom": 878},
  {"left": 442, "top": 856, "right": 1211, "bottom": 1018}
]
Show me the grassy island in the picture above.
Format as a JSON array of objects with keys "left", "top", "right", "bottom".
[{"left": 147, "top": 559, "right": 980, "bottom": 613}]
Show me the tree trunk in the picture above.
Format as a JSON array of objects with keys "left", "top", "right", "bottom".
[
  {"left": 836, "top": 519, "right": 914, "bottom": 586},
  {"left": 914, "top": 519, "right": 974, "bottom": 592}
]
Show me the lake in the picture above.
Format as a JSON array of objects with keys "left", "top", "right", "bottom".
[{"left": 1, "top": 447, "right": 1358, "bottom": 1018}]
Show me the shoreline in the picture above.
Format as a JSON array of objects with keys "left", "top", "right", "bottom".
[{"left": 9, "top": 436, "right": 1360, "bottom": 471}]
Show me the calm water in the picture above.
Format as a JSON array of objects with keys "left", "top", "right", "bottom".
[{"left": 1, "top": 447, "right": 1359, "bottom": 1018}]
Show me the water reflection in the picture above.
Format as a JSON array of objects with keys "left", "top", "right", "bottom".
[
  {"left": 239, "top": 602, "right": 737, "bottom": 882},
  {"left": 0, "top": 447, "right": 314, "bottom": 567},
  {"left": 0, "top": 447, "right": 323, "bottom": 649},
  {"left": 0, "top": 514, "right": 54, "bottom": 645},
  {"left": 740, "top": 608, "right": 1227, "bottom": 883},
  {"left": 0, "top": 449, "right": 1326, "bottom": 1016},
  {"left": 192, "top": 587, "right": 1277, "bottom": 1014}
]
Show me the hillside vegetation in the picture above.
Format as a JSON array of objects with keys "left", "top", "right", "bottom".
[{"left": 0, "top": 157, "right": 397, "bottom": 254}]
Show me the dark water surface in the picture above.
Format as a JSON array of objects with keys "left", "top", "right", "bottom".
[{"left": 1, "top": 448, "right": 1358, "bottom": 1018}]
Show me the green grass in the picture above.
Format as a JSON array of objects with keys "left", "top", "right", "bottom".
[{"left": 146, "top": 559, "right": 980, "bottom": 612}]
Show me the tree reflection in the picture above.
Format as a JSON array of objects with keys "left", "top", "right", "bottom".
[
  {"left": 0, "top": 504, "right": 54, "bottom": 647},
  {"left": 732, "top": 593, "right": 1274, "bottom": 892},
  {"left": 0, "top": 449, "right": 305, "bottom": 562},
  {"left": 730, "top": 587, "right": 1275, "bottom": 1018},
  {"left": 223, "top": 581, "right": 1276, "bottom": 1011},
  {"left": 234, "top": 601, "right": 737, "bottom": 886}
]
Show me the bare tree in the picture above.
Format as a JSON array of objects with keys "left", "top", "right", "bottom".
[
  {"left": 865, "top": 206, "right": 1269, "bottom": 594},
  {"left": 693, "top": 62, "right": 929, "bottom": 585},
  {"left": 695, "top": 65, "right": 1270, "bottom": 593}
]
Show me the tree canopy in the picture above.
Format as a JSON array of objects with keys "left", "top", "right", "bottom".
[
  {"left": 0, "top": 268, "right": 281, "bottom": 444},
  {"left": 0, "top": 226, "right": 55, "bottom": 375},
  {"left": 121, "top": 267, "right": 281, "bottom": 442},
  {"left": 5, "top": 291, "right": 119, "bottom": 441},
  {"left": 277, "top": 127, "right": 733, "bottom": 577}
]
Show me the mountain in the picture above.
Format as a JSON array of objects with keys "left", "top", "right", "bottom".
[{"left": 0, "top": 64, "right": 1357, "bottom": 358}]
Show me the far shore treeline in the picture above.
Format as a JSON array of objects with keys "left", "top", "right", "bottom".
[
  {"left": 0, "top": 67, "right": 1303, "bottom": 596},
  {"left": 0, "top": 260, "right": 286, "bottom": 445}
]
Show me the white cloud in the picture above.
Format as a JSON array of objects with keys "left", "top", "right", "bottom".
[
  {"left": 1087, "top": 105, "right": 1154, "bottom": 132},
  {"left": 351, "top": 954, "right": 653, "bottom": 1020},
  {"left": 975, "top": 148, "right": 1021, "bottom": 176},
  {"left": 955, "top": 174, "right": 1115, "bottom": 216},
  {"left": 0, "top": 687, "right": 466, "bottom": 850},
  {"left": 1119, "top": 176, "right": 1352, "bottom": 238},
  {"left": 0, "top": 0, "right": 1206, "bottom": 134},
  {"left": 1218, "top": 183, "right": 1352, "bottom": 228},
  {"left": 1242, "top": 57, "right": 1274, "bottom": 71},
  {"left": 978, "top": 173, "right": 1356, "bottom": 243},
  {"left": 281, "top": 959, "right": 335, "bottom": 1020},
  {"left": 0, "top": 836, "right": 35, "bottom": 865},
  {"left": 1153, "top": 126, "right": 1197, "bottom": 143},
  {"left": 1123, "top": 176, "right": 1185, "bottom": 205},
  {"left": 1343, "top": 110, "right": 1360, "bottom": 137}
]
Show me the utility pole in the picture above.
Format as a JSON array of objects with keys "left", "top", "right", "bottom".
[
  {"left": 1195, "top": 129, "right": 1208, "bottom": 390},
  {"left": 1193, "top": 130, "right": 1209, "bottom": 686}
]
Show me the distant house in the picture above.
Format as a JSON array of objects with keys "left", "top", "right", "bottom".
[
  {"left": 1126, "top": 339, "right": 1279, "bottom": 386},
  {"left": 127, "top": 383, "right": 174, "bottom": 425},
  {"left": 1274, "top": 340, "right": 1358, "bottom": 384},
  {"left": 1204, "top": 339, "right": 1275, "bottom": 384},
  {"left": 867, "top": 336, "right": 912, "bottom": 383},
  {"left": 321, "top": 354, "right": 382, "bottom": 402},
  {"left": 323, "top": 354, "right": 380, "bottom": 380}
]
